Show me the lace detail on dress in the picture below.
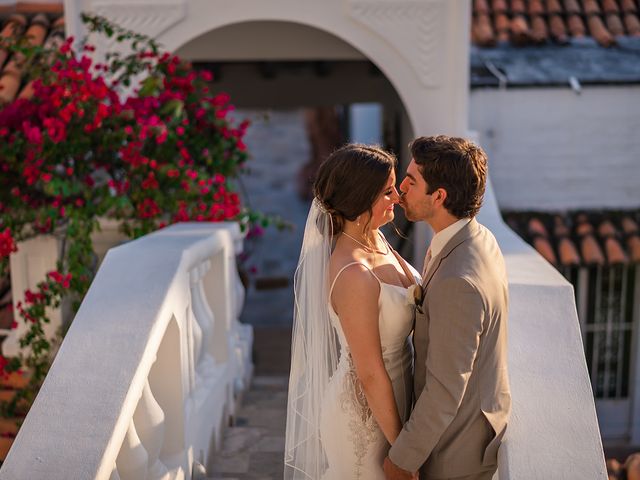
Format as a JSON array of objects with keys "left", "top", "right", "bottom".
[{"left": 339, "top": 349, "right": 386, "bottom": 479}]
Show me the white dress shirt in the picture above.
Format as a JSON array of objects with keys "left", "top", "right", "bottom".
[{"left": 423, "top": 217, "right": 471, "bottom": 275}]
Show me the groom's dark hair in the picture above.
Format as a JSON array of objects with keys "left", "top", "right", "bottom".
[{"left": 410, "top": 135, "right": 487, "bottom": 219}]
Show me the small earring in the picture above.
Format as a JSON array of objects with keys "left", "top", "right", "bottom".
[{"left": 356, "top": 216, "right": 360, "bottom": 227}]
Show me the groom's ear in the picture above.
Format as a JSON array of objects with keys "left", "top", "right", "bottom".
[{"left": 434, "top": 188, "right": 447, "bottom": 206}]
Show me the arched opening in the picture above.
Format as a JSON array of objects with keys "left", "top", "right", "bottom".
[{"left": 175, "top": 21, "right": 416, "bottom": 375}]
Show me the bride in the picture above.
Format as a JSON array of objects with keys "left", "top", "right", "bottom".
[{"left": 284, "top": 144, "right": 420, "bottom": 479}]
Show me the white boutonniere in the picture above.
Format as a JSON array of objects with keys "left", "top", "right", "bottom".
[{"left": 406, "top": 284, "right": 424, "bottom": 308}]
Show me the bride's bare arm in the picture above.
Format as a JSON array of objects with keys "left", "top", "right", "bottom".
[{"left": 332, "top": 265, "right": 403, "bottom": 444}]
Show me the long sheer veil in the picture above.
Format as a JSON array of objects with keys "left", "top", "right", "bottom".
[{"left": 284, "top": 197, "right": 338, "bottom": 479}]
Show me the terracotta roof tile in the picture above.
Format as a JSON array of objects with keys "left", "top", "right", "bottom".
[
  {"left": 624, "top": 12, "right": 640, "bottom": 35},
  {"left": 473, "top": 0, "right": 640, "bottom": 46},
  {"left": 0, "top": 12, "right": 63, "bottom": 104},
  {"left": 588, "top": 14, "right": 616, "bottom": 46},
  {"left": 622, "top": 217, "right": 639, "bottom": 235},
  {"left": 547, "top": 0, "right": 564, "bottom": 14},
  {"left": 534, "top": 236, "right": 558, "bottom": 264},
  {"left": 621, "top": 0, "right": 638, "bottom": 13},
  {"left": 0, "top": 3, "right": 63, "bottom": 15},
  {"left": 510, "top": 14, "right": 532, "bottom": 45},
  {"left": 604, "top": 236, "right": 628, "bottom": 263},
  {"left": 475, "top": 0, "right": 491, "bottom": 15},
  {"left": 511, "top": 0, "right": 527, "bottom": 14},
  {"left": 473, "top": 14, "right": 497, "bottom": 46},
  {"left": 583, "top": 0, "right": 601, "bottom": 16},
  {"left": 531, "top": 15, "right": 549, "bottom": 43},
  {"left": 549, "top": 14, "right": 570, "bottom": 42},
  {"left": 606, "top": 12, "right": 626, "bottom": 36},
  {"left": 567, "top": 13, "right": 588, "bottom": 37},
  {"left": 529, "top": 0, "right": 546, "bottom": 16},
  {"left": 628, "top": 236, "right": 640, "bottom": 262},
  {"left": 493, "top": 0, "right": 509, "bottom": 13},
  {"left": 580, "top": 234, "right": 606, "bottom": 265},
  {"left": 558, "top": 237, "right": 581, "bottom": 265},
  {"left": 504, "top": 211, "right": 640, "bottom": 267},
  {"left": 564, "top": 0, "right": 582, "bottom": 14}
]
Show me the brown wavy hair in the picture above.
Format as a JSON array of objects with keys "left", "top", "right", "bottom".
[
  {"left": 410, "top": 135, "right": 487, "bottom": 219},
  {"left": 313, "top": 144, "right": 397, "bottom": 235}
]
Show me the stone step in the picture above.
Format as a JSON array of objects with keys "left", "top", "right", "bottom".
[{"left": 208, "top": 376, "right": 288, "bottom": 480}]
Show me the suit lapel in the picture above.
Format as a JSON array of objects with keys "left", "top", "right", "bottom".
[{"left": 420, "top": 218, "right": 480, "bottom": 292}]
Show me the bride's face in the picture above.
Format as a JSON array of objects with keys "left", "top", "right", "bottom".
[{"left": 367, "top": 171, "right": 400, "bottom": 230}]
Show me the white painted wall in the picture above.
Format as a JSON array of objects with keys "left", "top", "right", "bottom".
[{"left": 470, "top": 85, "right": 640, "bottom": 211}]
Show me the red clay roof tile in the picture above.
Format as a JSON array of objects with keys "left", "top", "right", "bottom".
[
  {"left": 583, "top": 0, "right": 602, "bottom": 16},
  {"left": 549, "top": 14, "right": 570, "bottom": 42},
  {"left": 628, "top": 236, "right": 640, "bottom": 262},
  {"left": 473, "top": 0, "right": 639, "bottom": 46},
  {"left": 534, "top": 236, "right": 558, "bottom": 264},
  {"left": 558, "top": 237, "right": 581, "bottom": 265},
  {"left": 473, "top": 14, "right": 497, "bottom": 47},
  {"left": 624, "top": 12, "right": 640, "bottom": 35},
  {"left": 511, "top": 0, "right": 527, "bottom": 14},
  {"left": 493, "top": 0, "right": 509, "bottom": 13},
  {"left": 505, "top": 211, "right": 640, "bottom": 267},
  {"left": 510, "top": 14, "right": 531, "bottom": 45},
  {"left": 568, "top": 13, "right": 588, "bottom": 37},
  {"left": 475, "top": 0, "right": 491, "bottom": 15},
  {"left": 622, "top": 217, "right": 639, "bottom": 235},
  {"left": 564, "top": 0, "right": 582, "bottom": 14},
  {"left": 588, "top": 14, "right": 616, "bottom": 46},
  {"left": 529, "top": 217, "right": 549, "bottom": 237},
  {"left": 531, "top": 15, "right": 549, "bottom": 43},
  {"left": 547, "top": 0, "right": 564, "bottom": 14},
  {"left": 581, "top": 234, "right": 606, "bottom": 265},
  {"left": 0, "top": 2, "right": 63, "bottom": 15},
  {"left": 605, "top": 237, "right": 628, "bottom": 263},
  {"left": 529, "top": 0, "right": 546, "bottom": 16},
  {"left": 603, "top": 0, "right": 620, "bottom": 14},
  {"left": 606, "top": 13, "right": 626, "bottom": 36},
  {"left": 621, "top": 0, "right": 638, "bottom": 13},
  {"left": 533, "top": 237, "right": 558, "bottom": 265}
]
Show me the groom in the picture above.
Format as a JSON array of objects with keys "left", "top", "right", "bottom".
[{"left": 384, "top": 136, "right": 511, "bottom": 480}]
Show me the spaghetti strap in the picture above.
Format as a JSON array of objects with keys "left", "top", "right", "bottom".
[{"left": 329, "top": 261, "right": 381, "bottom": 298}]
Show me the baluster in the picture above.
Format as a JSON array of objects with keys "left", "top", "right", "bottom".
[
  {"left": 191, "top": 262, "right": 215, "bottom": 363},
  {"left": 133, "top": 379, "right": 169, "bottom": 479},
  {"left": 190, "top": 268, "right": 204, "bottom": 367},
  {"left": 116, "top": 419, "right": 149, "bottom": 480}
]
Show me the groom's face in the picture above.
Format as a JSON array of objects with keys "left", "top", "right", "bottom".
[{"left": 399, "top": 159, "right": 434, "bottom": 222}]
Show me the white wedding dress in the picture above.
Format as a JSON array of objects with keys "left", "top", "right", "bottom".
[{"left": 319, "top": 261, "right": 418, "bottom": 480}]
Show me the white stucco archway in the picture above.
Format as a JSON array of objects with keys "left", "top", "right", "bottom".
[{"left": 66, "top": 0, "right": 473, "bottom": 260}]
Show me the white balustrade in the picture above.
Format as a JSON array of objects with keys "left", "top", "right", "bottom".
[{"left": 0, "top": 222, "right": 252, "bottom": 480}]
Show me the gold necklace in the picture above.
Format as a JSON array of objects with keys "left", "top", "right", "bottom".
[{"left": 342, "top": 231, "right": 390, "bottom": 255}]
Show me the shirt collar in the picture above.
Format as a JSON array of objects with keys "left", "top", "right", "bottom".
[{"left": 429, "top": 217, "right": 471, "bottom": 259}]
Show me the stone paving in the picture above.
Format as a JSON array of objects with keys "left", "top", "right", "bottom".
[{"left": 208, "top": 376, "right": 288, "bottom": 480}]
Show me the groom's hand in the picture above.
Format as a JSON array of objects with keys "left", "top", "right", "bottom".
[{"left": 383, "top": 456, "right": 417, "bottom": 480}]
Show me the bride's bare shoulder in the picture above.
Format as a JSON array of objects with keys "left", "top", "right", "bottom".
[{"left": 329, "top": 247, "right": 376, "bottom": 291}]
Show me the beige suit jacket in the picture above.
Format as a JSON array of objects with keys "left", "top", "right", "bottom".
[{"left": 388, "top": 219, "right": 511, "bottom": 478}]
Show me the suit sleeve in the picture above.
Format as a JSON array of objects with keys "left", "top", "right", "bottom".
[{"left": 389, "top": 277, "right": 485, "bottom": 472}]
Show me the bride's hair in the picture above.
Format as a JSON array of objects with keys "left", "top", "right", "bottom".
[{"left": 313, "top": 144, "right": 397, "bottom": 235}]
